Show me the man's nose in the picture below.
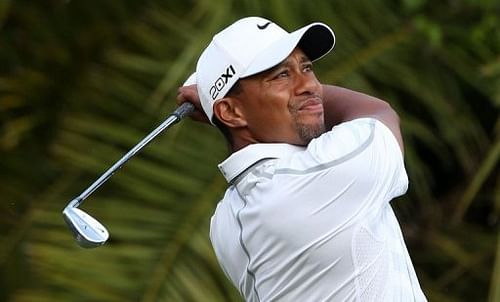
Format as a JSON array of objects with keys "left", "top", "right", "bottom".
[{"left": 295, "top": 72, "right": 319, "bottom": 96}]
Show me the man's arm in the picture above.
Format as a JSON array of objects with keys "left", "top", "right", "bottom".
[{"left": 322, "top": 84, "right": 404, "bottom": 152}]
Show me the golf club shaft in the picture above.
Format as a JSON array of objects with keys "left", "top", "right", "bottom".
[{"left": 68, "top": 102, "right": 194, "bottom": 208}]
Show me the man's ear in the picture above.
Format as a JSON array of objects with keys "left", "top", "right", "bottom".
[{"left": 213, "top": 98, "right": 247, "bottom": 128}]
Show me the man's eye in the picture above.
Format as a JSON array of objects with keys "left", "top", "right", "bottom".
[
  {"left": 279, "top": 71, "right": 289, "bottom": 77},
  {"left": 303, "top": 63, "right": 313, "bottom": 72},
  {"left": 274, "top": 70, "right": 289, "bottom": 79}
]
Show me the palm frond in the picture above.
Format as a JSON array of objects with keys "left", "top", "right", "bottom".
[{"left": 1, "top": 0, "right": 498, "bottom": 301}]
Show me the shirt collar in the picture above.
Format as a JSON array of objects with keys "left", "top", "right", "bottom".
[{"left": 218, "top": 143, "right": 304, "bottom": 183}]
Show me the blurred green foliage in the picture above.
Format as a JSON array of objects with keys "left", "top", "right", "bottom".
[{"left": 0, "top": 0, "right": 498, "bottom": 301}]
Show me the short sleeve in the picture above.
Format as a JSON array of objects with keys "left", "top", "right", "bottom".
[
  {"left": 307, "top": 118, "right": 408, "bottom": 202},
  {"left": 370, "top": 119, "right": 408, "bottom": 200}
]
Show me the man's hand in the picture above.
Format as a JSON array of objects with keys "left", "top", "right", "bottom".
[{"left": 176, "top": 84, "right": 211, "bottom": 124}]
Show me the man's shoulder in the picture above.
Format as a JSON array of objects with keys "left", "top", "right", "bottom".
[
  {"left": 304, "top": 118, "right": 377, "bottom": 162},
  {"left": 329, "top": 117, "right": 377, "bottom": 137}
]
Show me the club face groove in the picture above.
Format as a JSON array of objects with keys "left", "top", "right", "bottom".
[{"left": 63, "top": 207, "right": 109, "bottom": 248}]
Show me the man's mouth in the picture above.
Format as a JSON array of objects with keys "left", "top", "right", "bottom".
[{"left": 298, "top": 97, "right": 323, "bottom": 114}]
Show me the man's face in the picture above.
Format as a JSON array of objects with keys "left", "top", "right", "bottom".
[{"left": 236, "top": 48, "right": 325, "bottom": 146}]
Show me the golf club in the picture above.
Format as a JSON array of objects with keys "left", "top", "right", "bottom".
[{"left": 63, "top": 102, "right": 194, "bottom": 248}]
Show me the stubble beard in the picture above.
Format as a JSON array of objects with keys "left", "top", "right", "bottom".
[
  {"left": 295, "top": 119, "right": 325, "bottom": 145},
  {"left": 289, "top": 107, "right": 326, "bottom": 145}
]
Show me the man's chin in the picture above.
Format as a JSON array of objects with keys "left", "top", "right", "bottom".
[{"left": 296, "top": 121, "right": 325, "bottom": 145}]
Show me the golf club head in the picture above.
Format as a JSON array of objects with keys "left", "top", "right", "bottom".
[{"left": 63, "top": 206, "right": 109, "bottom": 248}]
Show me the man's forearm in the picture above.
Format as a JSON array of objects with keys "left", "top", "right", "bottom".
[
  {"left": 322, "top": 84, "right": 392, "bottom": 127},
  {"left": 322, "top": 84, "right": 404, "bottom": 151}
]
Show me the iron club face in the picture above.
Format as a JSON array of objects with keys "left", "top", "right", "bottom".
[
  {"left": 62, "top": 101, "right": 194, "bottom": 248},
  {"left": 63, "top": 205, "right": 109, "bottom": 248}
]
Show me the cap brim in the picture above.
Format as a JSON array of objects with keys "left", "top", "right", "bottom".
[
  {"left": 241, "top": 22, "right": 335, "bottom": 77},
  {"left": 183, "top": 72, "right": 197, "bottom": 86}
]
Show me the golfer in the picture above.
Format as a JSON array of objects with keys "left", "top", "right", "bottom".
[{"left": 177, "top": 16, "right": 427, "bottom": 302}]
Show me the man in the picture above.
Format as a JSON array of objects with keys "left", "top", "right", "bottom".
[{"left": 177, "top": 16, "right": 427, "bottom": 302}]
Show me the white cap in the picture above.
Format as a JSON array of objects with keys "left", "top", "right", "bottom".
[{"left": 192, "top": 16, "right": 335, "bottom": 123}]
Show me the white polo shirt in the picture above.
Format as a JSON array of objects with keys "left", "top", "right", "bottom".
[{"left": 209, "top": 118, "right": 427, "bottom": 302}]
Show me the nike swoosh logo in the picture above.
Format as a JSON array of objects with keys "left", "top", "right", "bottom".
[{"left": 257, "top": 22, "right": 272, "bottom": 30}]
